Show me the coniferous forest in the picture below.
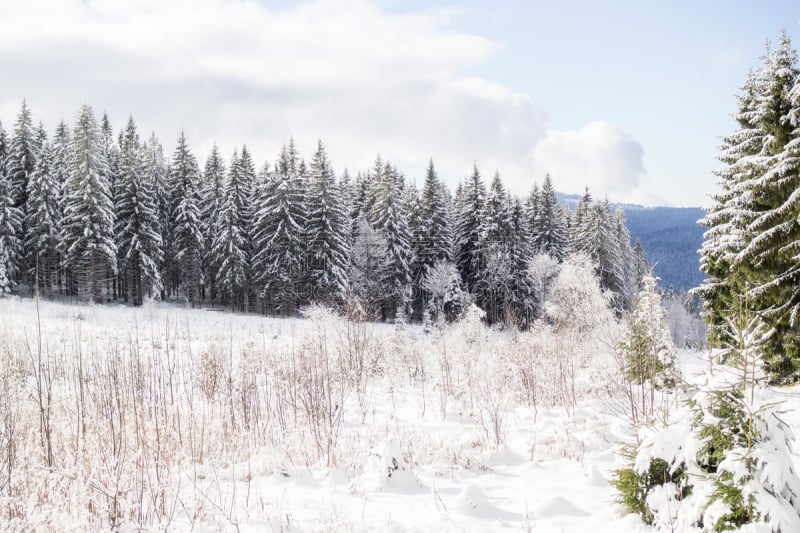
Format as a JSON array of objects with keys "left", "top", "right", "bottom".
[{"left": 0, "top": 101, "right": 644, "bottom": 327}]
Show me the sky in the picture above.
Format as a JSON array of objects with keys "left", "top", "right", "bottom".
[{"left": 0, "top": 0, "right": 798, "bottom": 207}]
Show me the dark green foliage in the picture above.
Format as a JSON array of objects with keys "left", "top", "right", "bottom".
[{"left": 612, "top": 451, "right": 689, "bottom": 525}]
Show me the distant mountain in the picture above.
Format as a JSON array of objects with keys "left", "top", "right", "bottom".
[
  {"left": 623, "top": 206, "right": 705, "bottom": 293},
  {"left": 556, "top": 193, "right": 705, "bottom": 293}
]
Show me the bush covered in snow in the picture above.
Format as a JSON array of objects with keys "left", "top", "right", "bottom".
[{"left": 613, "top": 368, "right": 800, "bottom": 531}]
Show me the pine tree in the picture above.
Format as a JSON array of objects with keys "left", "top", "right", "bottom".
[
  {"left": 116, "top": 117, "right": 163, "bottom": 306},
  {"left": 475, "top": 171, "right": 512, "bottom": 323},
  {"left": 419, "top": 159, "right": 451, "bottom": 265},
  {"left": 369, "top": 161, "right": 413, "bottom": 320},
  {"left": 168, "top": 132, "right": 204, "bottom": 306},
  {"left": 532, "top": 174, "right": 568, "bottom": 260},
  {"left": 305, "top": 140, "right": 350, "bottom": 306},
  {"left": 24, "top": 140, "right": 60, "bottom": 296},
  {"left": 700, "top": 33, "right": 800, "bottom": 381},
  {"left": 454, "top": 164, "right": 486, "bottom": 295},
  {"left": 251, "top": 142, "right": 307, "bottom": 315},
  {"left": 211, "top": 146, "right": 255, "bottom": 311},
  {"left": 62, "top": 105, "right": 117, "bottom": 303},
  {"left": 732, "top": 34, "right": 800, "bottom": 380},
  {"left": 0, "top": 156, "right": 22, "bottom": 295},
  {"left": 8, "top": 100, "right": 35, "bottom": 211},
  {"left": 201, "top": 143, "right": 226, "bottom": 304},
  {"left": 142, "top": 132, "right": 169, "bottom": 298},
  {"left": 506, "top": 197, "right": 535, "bottom": 327}
]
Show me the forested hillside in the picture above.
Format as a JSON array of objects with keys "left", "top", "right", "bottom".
[
  {"left": 0, "top": 102, "right": 647, "bottom": 326},
  {"left": 623, "top": 206, "right": 705, "bottom": 292}
]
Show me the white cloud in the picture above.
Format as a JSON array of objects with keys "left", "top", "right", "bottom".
[
  {"left": 0, "top": 0, "right": 654, "bottom": 203},
  {"left": 528, "top": 121, "right": 653, "bottom": 204}
]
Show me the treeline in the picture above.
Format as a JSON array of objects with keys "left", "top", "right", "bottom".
[
  {"left": 0, "top": 101, "right": 646, "bottom": 326},
  {"left": 698, "top": 31, "right": 800, "bottom": 382}
]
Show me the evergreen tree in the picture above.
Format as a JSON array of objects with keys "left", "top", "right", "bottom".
[
  {"left": 211, "top": 145, "right": 255, "bottom": 311},
  {"left": 168, "top": 132, "right": 204, "bottom": 306},
  {"left": 8, "top": 100, "right": 35, "bottom": 212},
  {"left": 699, "top": 32, "right": 800, "bottom": 381},
  {"left": 532, "top": 173, "right": 568, "bottom": 260},
  {"left": 201, "top": 143, "right": 226, "bottom": 304},
  {"left": 62, "top": 105, "right": 117, "bottom": 303},
  {"left": 0, "top": 156, "right": 22, "bottom": 294},
  {"left": 419, "top": 159, "right": 451, "bottom": 266},
  {"left": 305, "top": 140, "right": 350, "bottom": 306},
  {"left": 369, "top": 161, "right": 413, "bottom": 320},
  {"left": 475, "top": 171, "right": 512, "bottom": 323},
  {"left": 251, "top": 142, "right": 307, "bottom": 315},
  {"left": 24, "top": 140, "right": 60, "bottom": 296},
  {"left": 116, "top": 117, "right": 163, "bottom": 306},
  {"left": 506, "top": 197, "right": 535, "bottom": 326},
  {"left": 454, "top": 164, "right": 486, "bottom": 295}
]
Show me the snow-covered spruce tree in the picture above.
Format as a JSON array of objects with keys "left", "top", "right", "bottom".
[
  {"left": 8, "top": 100, "right": 36, "bottom": 214},
  {"left": 617, "top": 274, "right": 680, "bottom": 426},
  {"left": 531, "top": 173, "right": 568, "bottom": 260},
  {"left": 200, "top": 143, "right": 226, "bottom": 305},
  {"left": 305, "top": 140, "right": 350, "bottom": 307},
  {"left": 167, "top": 132, "right": 204, "bottom": 306},
  {"left": 699, "top": 32, "right": 800, "bottom": 382},
  {"left": 572, "top": 197, "right": 632, "bottom": 312},
  {"left": 474, "top": 171, "right": 512, "bottom": 324},
  {"left": 368, "top": 161, "right": 413, "bottom": 321},
  {"left": 697, "top": 66, "right": 765, "bottom": 351},
  {"left": 251, "top": 142, "right": 307, "bottom": 315},
  {"left": 6, "top": 100, "right": 37, "bottom": 285},
  {"left": 505, "top": 197, "right": 535, "bottom": 327},
  {"left": 62, "top": 105, "right": 117, "bottom": 303},
  {"left": 733, "top": 35, "right": 800, "bottom": 381},
  {"left": 0, "top": 156, "right": 23, "bottom": 295},
  {"left": 24, "top": 140, "right": 61, "bottom": 296},
  {"left": 101, "top": 113, "right": 122, "bottom": 298},
  {"left": 454, "top": 164, "right": 486, "bottom": 297},
  {"left": 211, "top": 146, "right": 255, "bottom": 312},
  {"left": 141, "top": 132, "right": 169, "bottom": 299},
  {"left": 411, "top": 159, "right": 452, "bottom": 317},
  {"left": 612, "top": 353, "right": 800, "bottom": 531},
  {"left": 115, "top": 117, "right": 163, "bottom": 306}
]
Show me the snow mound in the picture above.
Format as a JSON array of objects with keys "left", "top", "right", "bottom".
[
  {"left": 534, "top": 496, "right": 590, "bottom": 518},
  {"left": 588, "top": 464, "right": 607, "bottom": 486},
  {"left": 349, "top": 439, "right": 423, "bottom": 494},
  {"left": 453, "top": 483, "right": 494, "bottom": 515}
]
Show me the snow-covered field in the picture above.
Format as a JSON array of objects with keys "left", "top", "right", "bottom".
[{"left": 0, "top": 297, "right": 798, "bottom": 531}]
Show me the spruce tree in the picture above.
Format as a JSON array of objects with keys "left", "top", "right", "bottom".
[
  {"left": 8, "top": 100, "right": 35, "bottom": 212},
  {"left": 0, "top": 156, "right": 22, "bottom": 295},
  {"left": 116, "top": 117, "right": 163, "bottom": 306},
  {"left": 24, "top": 140, "right": 60, "bottom": 296},
  {"left": 454, "top": 164, "right": 486, "bottom": 295},
  {"left": 532, "top": 173, "right": 568, "bottom": 260},
  {"left": 305, "top": 140, "right": 350, "bottom": 306},
  {"left": 201, "top": 144, "right": 226, "bottom": 304},
  {"left": 211, "top": 146, "right": 255, "bottom": 311},
  {"left": 251, "top": 142, "right": 307, "bottom": 315},
  {"left": 475, "top": 171, "right": 512, "bottom": 323},
  {"left": 168, "top": 132, "right": 204, "bottom": 306},
  {"left": 62, "top": 105, "right": 117, "bottom": 303},
  {"left": 369, "top": 161, "right": 413, "bottom": 320}
]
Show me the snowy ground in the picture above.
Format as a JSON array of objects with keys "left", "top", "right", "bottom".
[{"left": 0, "top": 297, "right": 798, "bottom": 531}]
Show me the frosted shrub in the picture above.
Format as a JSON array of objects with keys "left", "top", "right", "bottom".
[
  {"left": 541, "top": 253, "right": 616, "bottom": 411},
  {"left": 197, "top": 340, "right": 226, "bottom": 400},
  {"left": 613, "top": 369, "right": 800, "bottom": 531},
  {"left": 291, "top": 304, "right": 350, "bottom": 466},
  {"left": 617, "top": 274, "right": 680, "bottom": 426}
]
